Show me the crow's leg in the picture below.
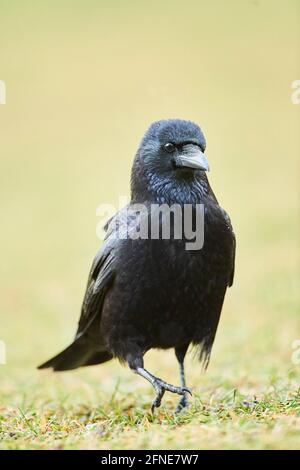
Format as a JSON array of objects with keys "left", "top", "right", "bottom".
[
  {"left": 175, "top": 344, "right": 190, "bottom": 413},
  {"left": 128, "top": 354, "right": 191, "bottom": 413}
]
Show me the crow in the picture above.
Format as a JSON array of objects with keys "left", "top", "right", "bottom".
[{"left": 38, "top": 119, "right": 235, "bottom": 413}]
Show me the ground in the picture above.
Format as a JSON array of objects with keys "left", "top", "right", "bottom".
[
  {"left": 1, "top": 354, "right": 300, "bottom": 449},
  {"left": 0, "top": 0, "right": 299, "bottom": 450}
]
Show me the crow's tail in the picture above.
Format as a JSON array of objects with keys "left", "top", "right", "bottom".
[{"left": 38, "top": 340, "right": 113, "bottom": 371}]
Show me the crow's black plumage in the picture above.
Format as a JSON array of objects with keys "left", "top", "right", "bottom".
[{"left": 39, "top": 119, "right": 235, "bottom": 413}]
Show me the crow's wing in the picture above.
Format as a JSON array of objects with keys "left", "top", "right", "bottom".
[
  {"left": 38, "top": 205, "right": 144, "bottom": 370},
  {"left": 221, "top": 208, "right": 236, "bottom": 288},
  {"left": 229, "top": 231, "right": 236, "bottom": 287},
  {"left": 37, "top": 211, "right": 127, "bottom": 371},
  {"left": 75, "top": 206, "right": 131, "bottom": 340}
]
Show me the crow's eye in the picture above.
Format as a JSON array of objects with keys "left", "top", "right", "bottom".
[{"left": 164, "top": 142, "right": 176, "bottom": 153}]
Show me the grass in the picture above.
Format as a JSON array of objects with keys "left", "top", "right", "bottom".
[
  {"left": 1, "top": 368, "right": 300, "bottom": 449},
  {"left": 0, "top": 0, "right": 300, "bottom": 450}
]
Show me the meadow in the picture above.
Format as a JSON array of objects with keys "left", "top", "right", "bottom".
[{"left": 0, "top": 0, "right": 299, "bottom": 449}]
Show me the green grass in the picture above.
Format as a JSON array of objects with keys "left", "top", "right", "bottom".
[
  {"left": 1, "top": 367, "right": 300, "bottom": 449},
  {"left": 0, "top": 0, "right": 300, "bottom": 449}
]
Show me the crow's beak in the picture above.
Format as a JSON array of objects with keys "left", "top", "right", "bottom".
[{"left": 175, "top": 144, "right": 210, "bottom": 172}]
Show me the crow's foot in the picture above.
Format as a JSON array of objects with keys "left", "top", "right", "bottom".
[{"left": 150, "top": 378, "right": 192, "bottom": 414}]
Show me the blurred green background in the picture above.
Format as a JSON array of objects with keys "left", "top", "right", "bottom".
[{"left": 0, "top": 0, "right": 299, "bottom": 449}]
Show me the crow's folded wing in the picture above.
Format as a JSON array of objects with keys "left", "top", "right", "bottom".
[
  {"left": 74, "top": 207, "right": 129, "bottom": 340},
  {"left": 221, "top": 208, "right": 236, "bottom": 288},
  {"left": 75, "top": 251, "right": 115, "bottom": 341},
  {"left": 228, "top": 231, "right": 236, "bottom": 287}
]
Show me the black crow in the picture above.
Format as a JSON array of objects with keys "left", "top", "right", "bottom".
[{"left": 39, "top": 119, "right": 235, "bottom": 413}]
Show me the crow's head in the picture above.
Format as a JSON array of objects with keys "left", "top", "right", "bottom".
[
  {"left": 138, "top": 119, "right": 209, "bottom": 173},
  {"left": 131, "top": 119, "right": 210, "bottom": 202}
]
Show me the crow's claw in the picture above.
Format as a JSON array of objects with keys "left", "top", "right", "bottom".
[
  {"left": 175, "top": 393, "right": 189, "bottom": 414},
  {"left": 151, "top": 385, "right": 165, "bottom": 413},
  {"left": 150, "top": 380, "right": 192, "bottom": 413}
]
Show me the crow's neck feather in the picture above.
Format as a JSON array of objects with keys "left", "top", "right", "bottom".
[{"left": 131, "top": 165, "right": 210, "bottom": 205}]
